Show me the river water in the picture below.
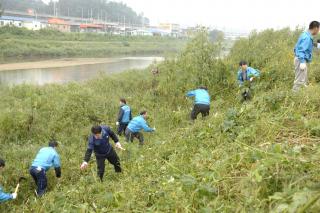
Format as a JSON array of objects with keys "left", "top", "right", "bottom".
[{"left": 0, "top": 57, "right": 163, "bottom": 85}]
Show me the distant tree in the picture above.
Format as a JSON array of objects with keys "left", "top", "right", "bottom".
[
  {"left": 0, "top": 3, "right": 3, "bottom": 16},
  {"left": 209, "top": 29, "right": 225, "bottom": 42},
  {"left": 0, "top": 0, "right": 149, "bottom": 25}
]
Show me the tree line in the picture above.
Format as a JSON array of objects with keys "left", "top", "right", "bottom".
[{"left": 0, "top": 0, "right": 149, "bottom": 25}]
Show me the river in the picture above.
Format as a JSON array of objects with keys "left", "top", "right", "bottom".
[{"left": 0, "top": 57, "right": 163, "bottom": 85}]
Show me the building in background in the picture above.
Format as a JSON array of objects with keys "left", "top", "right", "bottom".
[
  {"left": 0, "top": 11, "right": 189, "bottom": 38},
  {"left": 79, "top": 23, "right": 103, "bottom": 33},
  {"left": 0, "top": 16, "right": 44, "bottom": 30},
  {"left": 159, "top": 23, "right": 181, "bottom": 37},
  {"left": 48, "top": 18, "right": 70, "bottom": 32}
]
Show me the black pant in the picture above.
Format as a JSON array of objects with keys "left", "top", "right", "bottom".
[
  {"left": 125, "top": 129, "right": 144, "bottom": 145},
  {"left": 191, "top": 104, "right": 210, "bottom": 120},
  {"left": 117, "top": 122, "right": 129, "bottom": 136},
  {"left": 30, "top": 167, "right": 47, "bottom": 197},
  {"left": 96, "top": 148, "right": 121, "bottom": 181}
]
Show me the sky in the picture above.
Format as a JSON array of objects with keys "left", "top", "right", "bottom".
[
  {"left": 43, "top": 0, "right": 318, "bottom": 33},
  {"left": 113, "top": 0, "right": 318, "bottom": 33}
]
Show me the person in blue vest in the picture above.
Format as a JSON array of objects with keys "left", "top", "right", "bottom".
[
  {"left": 237, "top": 60, "right": 260, "bottom": 86},
  {"left": 116, "top": 98, "right": 132, "bottom": 136},
  {"left": 293, "top": 21, "right": 320, "bottom": 92},
  {"left": 125, "top": 111, "right": 155, "bottom": 145},
  {"left": 80, "top": 125, "right": 124, "bottom": 181},
  {"left": 29, "top": 141, "right": 61, "bottom": 197},
  {"left": 0, "top": 158, "right": 17, "bottom": 203},
  {"left": 186, "top": 86, "right": 211, "bottom": 120}
]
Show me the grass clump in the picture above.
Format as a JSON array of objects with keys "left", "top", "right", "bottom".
[{"left": 1, "top": 28, "right": 320, "bottom": 212}]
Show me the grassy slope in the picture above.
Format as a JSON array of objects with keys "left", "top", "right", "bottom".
[
  {"left": 1, "top": 29, "right": 320, "bottom": 212},
  {"left": 0, "top": 27, "right": 187, "bottom": 62}
]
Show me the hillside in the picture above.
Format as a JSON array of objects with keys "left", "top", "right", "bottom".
[
  {"left": 1, "top": 28, "right": 320, "bottom": 212},
  {"left": 0, "top": 27, "right": 187, "bottom": 62},
  {"left": 0, "top": 0, "right": 149, "bottom": 25}
]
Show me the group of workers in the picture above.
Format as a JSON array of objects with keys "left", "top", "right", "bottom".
[{"left": 1, "top": 20, "right": 320, "bottom": 203}]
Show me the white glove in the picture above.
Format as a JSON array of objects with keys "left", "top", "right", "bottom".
[
  {"left": 153, "top": 127, "right": 156, "bottom": 131},
  {"left": 250, "top": 77, "right": 254, "bottom": 82},
  {"left": 116, "top": 122, "right": 120, "bottom": 126},
  {"left": 11, "top": 193, "right": 17, "bottom": 199},
  {"left": 115, "top": 142, "right": 125, "bottom": 150},
  {"left": 300, "top": 63, "right": 307, "bottom": 70},
  {"left": 80, "top": 162, "right": 88, "bottom": 170},
  {"left": 317, "top": 43, "right": 320, "bottom": 49}
]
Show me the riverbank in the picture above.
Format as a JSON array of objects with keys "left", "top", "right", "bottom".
[
  {"left": 2, "top": 29, "right": 320, "bottom": 212},
  {"left": 0, "top": 27, "right": 187, "bottom": 63},
  {"left": 0, "top": 57, "right": 164, "bottom": 72}
]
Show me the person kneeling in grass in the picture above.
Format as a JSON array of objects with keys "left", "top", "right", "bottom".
[
  {"left": 237, "top": 60, "right": 260, "bottom": 101},
  {"left": 0, "top": 158, "right": 17, "bottom": 203},
  {"left": 29, "top": 141, "right": 61, "bottom": 197},
  {"left": 125, "top": 111, "right": 155, "bottom": 145},
  {"left": 80, "top": 125, "right": 124, "bottom": 181}
]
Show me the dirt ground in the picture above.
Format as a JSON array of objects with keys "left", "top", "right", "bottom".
[{"left": 0, "top": 58, "right": 122, "bottom": 72}]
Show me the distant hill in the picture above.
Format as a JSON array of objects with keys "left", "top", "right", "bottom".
[{"left": 0, "top": 0, "right": 149, "bottom": 25}]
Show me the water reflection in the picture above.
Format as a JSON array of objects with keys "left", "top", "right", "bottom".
[{"left": 0, "top": 57, "right": 163, "bottom": 85}]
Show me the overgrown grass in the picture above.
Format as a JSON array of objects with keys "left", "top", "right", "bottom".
[
  {"left": 1, "top": 28, "right": 320, "bottom": 212},
  {"left": 0, "top": 26, "right": 187, "bottom": 62}
]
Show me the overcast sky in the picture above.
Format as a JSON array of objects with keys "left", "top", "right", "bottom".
[
  {"left": 43, "top": 0, "right": 318, "bottom": 32},
  {"left": 113, "top": 0, "right": 318, "bottom": 32}
]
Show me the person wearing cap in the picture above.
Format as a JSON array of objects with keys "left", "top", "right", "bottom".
[
  {"left": 29, "top": 141, "right": 61, "bottom": 197},
  {"left": 0, "top": 158, "right": 17, "bottom": 202},
  {"left": 186, "top": 86, "right": 211, "bottom": 120},
  {"left": 125, "top": 111, "right": 155, "bottom": 145},
  {"left": 116, "top": 98, "right": 132, "bottom": 136},
  {"left": 293, "top": 21, "right": 320, "bottom": 92},
  {"left": 80, "top": 125, "right": 124, "bottom": 181},
  {"left": 237, "top": 61, "right": 260, "bottom": 86}
]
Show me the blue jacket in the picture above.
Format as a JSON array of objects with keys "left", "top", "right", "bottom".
[
  {"left": 118, "top": 105, "right": 132, "bottom": 123},
  {"left": 0, "top": 186, "right": 12, "bottom": 203},
  {"left": 186, "top": 89, "right": 210, "bottom": 105},
  {"left": 127, "top": 115, "right": 154, "bottom": 133},
  {"left": 294, "top": 31, "right": 314, "bottom": 63},
  {"left": 31, "top": 147, "right": 61, "bottom": 171},
  {"left": 237, "top": 67, "right": 260, "bottom": 85},
  {"left": 84, "top": 126, "right": 119, "bottom": 162}
]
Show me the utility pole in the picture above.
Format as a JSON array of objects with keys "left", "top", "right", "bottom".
[
  {"left": 81, "top": 8, "right": 83, "bottom": 20},
  {"left": 124, "top": 16, "right": 126, "bottom": 35},
  {"left": 105, "top": 11, "right": 107, "bottom": 33},
  {"left": 53, "top": 1, "right": 56, "bottom": 16}
]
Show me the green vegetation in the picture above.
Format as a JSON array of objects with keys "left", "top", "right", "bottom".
[
  {"left": 0, "top": 3, "right": 3, "bottom": 16},
  {"left": 1, "top": 28, "right": 320, "bottom": 212},
  {"left": 0, "top": 27, "right": 187, "bottom": 62},
  {"left": 1, "top": 0, "right": 149, "bottom": 25}
]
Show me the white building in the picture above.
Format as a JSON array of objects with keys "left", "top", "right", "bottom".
[{"left": 0, "top": 16, "right": 45, "bottom": 30}]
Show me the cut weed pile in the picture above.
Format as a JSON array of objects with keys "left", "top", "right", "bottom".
[{"left": 1, "top": 28, "right": 320, "bottom": 212}]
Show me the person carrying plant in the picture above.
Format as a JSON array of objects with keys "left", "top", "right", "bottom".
[
  {"left": 29, "top": 141, "right": 61, "bottom": 197},
  {"left": 237, "top": 60, "right": 260, "bottom": 86},
  {"left": 0, "top": 158, "right": 18, "bottom": 203},
  {"left": 125, "top": 111, "right": 155, "bottom": 145},
  {"left": 237, "top": 61, "right": 260, "bottom": 101},
  {"left": 80, "top": 125, "right": 124, "bottom": 181},
  {"left": 116, "top": 98, "right": 132, "bottom": 136},
  {"left": 186, "top": 86, "right": 211, "bottom": 120},
  {"left": 293, "top": 21, "right": 320, "bottom": 92}
]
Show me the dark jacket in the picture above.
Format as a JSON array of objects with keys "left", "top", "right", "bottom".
[{"left": 84, "top": 126, "right": 119, "bottom": 162}]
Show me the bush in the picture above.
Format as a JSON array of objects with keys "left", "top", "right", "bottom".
[{"left": 1, "top": 28, "right": 320, "bottom": 212}]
